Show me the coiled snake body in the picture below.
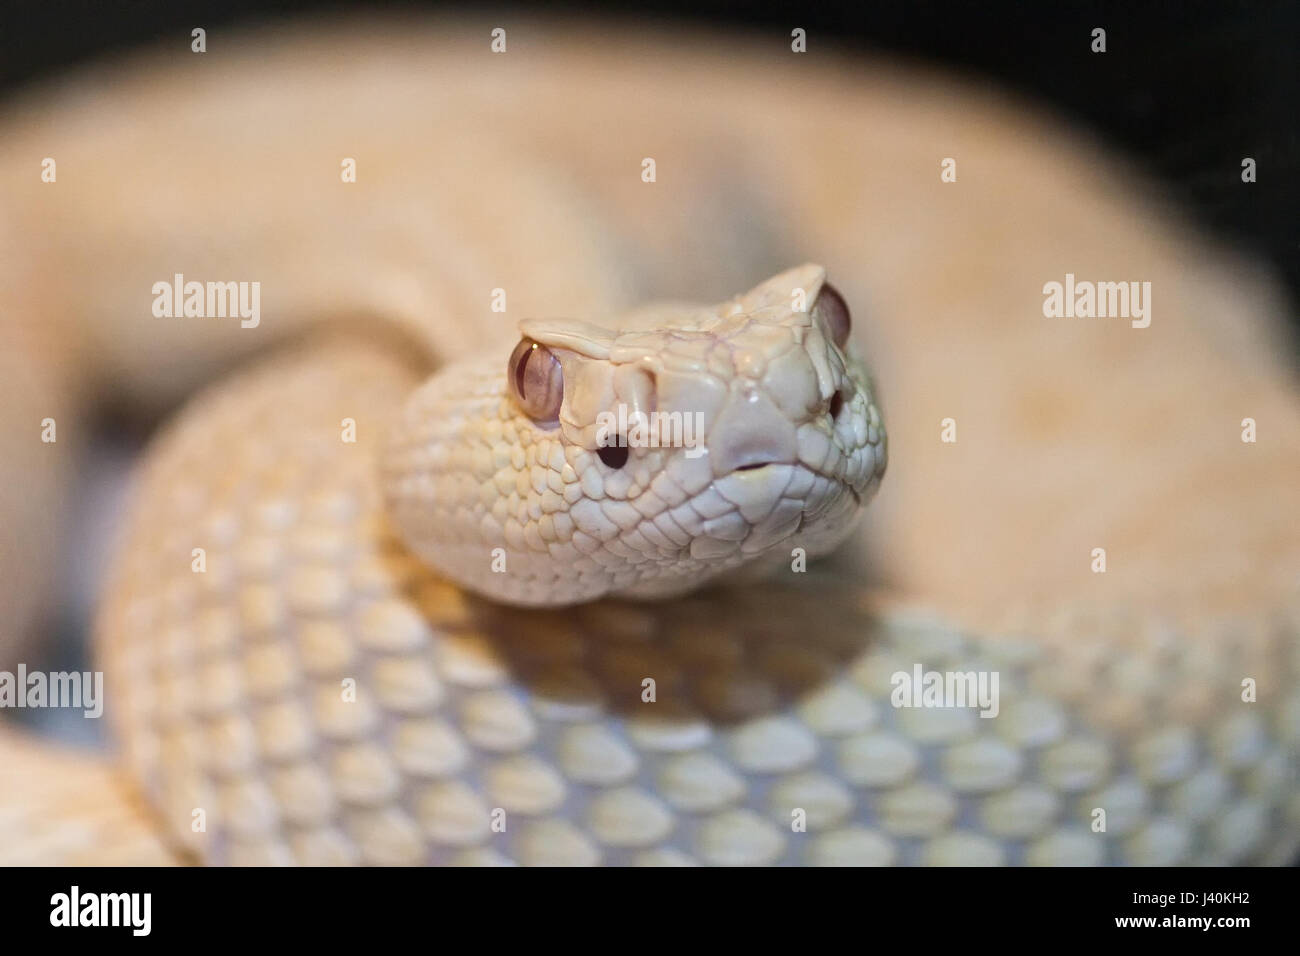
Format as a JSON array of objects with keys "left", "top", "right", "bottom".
[{"left": 1, "top": 18, "right": 1297, "bottom": 866}]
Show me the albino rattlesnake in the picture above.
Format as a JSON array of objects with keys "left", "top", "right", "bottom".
[{"left": 0, "top": 16, "right": 1297, "bottom": 866}]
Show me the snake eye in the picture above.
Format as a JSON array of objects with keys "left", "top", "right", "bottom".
[
  {"left": 815, "top": 282, "right": 851, "bottom": 350},
  {"left": 508, "top": 337, "right": 563, "bottom": 424}
]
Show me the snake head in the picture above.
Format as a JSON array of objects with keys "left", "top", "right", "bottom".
[{"left": 384, "top": 264, "right": 886, "bottom": 606}]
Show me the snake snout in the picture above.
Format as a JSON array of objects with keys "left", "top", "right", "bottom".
[{"left": 707, "top": 386, "right": 797, "bottom": 477}]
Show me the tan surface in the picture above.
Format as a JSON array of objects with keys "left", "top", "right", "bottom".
[{"left": 0, "top": 728, "right": 174, "bottom": 865}]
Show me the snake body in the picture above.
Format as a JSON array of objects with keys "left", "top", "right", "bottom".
[{"left": 1, "top": 17, "right": 1297, "bottom": 866}]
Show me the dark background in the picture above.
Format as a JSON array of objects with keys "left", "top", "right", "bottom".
[{"left": 2, "top": 0, "right": 1298, "bottom": 315}]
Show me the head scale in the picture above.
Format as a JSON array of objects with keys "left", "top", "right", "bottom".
[{"left": 383, "top": 264, "right": 887, "bottom": 606}]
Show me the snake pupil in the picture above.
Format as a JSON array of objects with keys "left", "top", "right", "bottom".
[{"left": 507, "top": 337, "right": 564, "bottom": 424}]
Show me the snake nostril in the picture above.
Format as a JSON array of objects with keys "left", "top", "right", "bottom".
[
  {"left": 828, "top": 391, "right": 845, "bottom": 421},
  {"left": 735, "top": 461, "right": 769, "bottom": 471},
  {"left": 597, "top": 444, "right": 629, "bottom": 469}
]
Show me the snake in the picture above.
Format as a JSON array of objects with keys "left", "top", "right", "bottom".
[{"left": 1, "top": 16, "right": 1297, "bottom": 867}]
